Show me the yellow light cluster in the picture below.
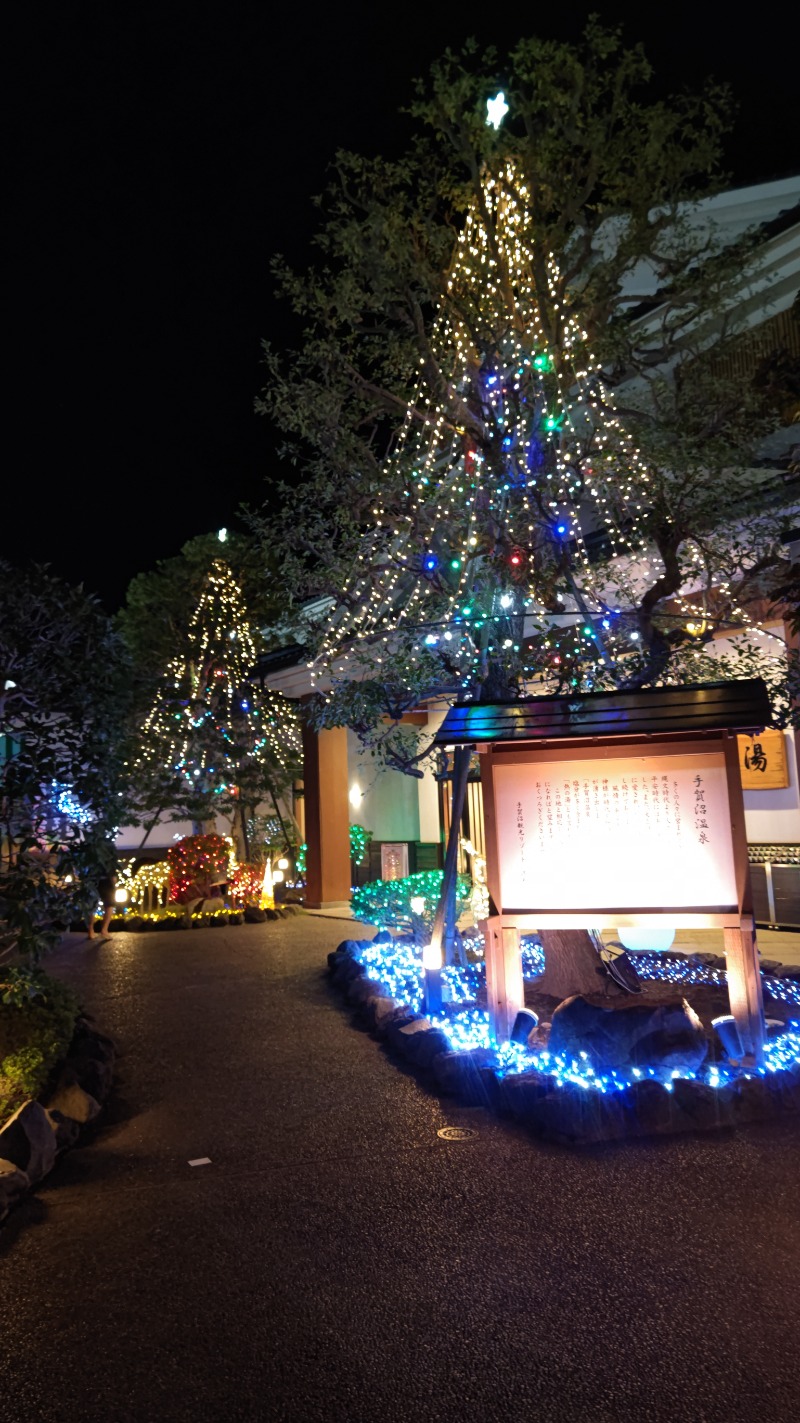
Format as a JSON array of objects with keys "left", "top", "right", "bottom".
[{"left": 124, "top": 860, "right": 170, "bottom": 908}]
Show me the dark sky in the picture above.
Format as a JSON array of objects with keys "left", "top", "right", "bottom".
[{"left": 6, "top": 2, "right": 798, "bottom": 611}]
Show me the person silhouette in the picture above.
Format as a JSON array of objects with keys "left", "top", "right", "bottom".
[{"left": 87, "top": 869, "right": 117, "bottom": 941}]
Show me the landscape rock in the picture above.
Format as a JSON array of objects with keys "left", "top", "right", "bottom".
[
  {"left": 672, "top": 1077, "right": 736, "bottom": 1132},
  {"left": 386, "top": 1015, "right": 434, "bottom": 1058},
  {"left": 431, "top": 1048, "right": 496, "bottom": 1104},
  {"left": 45, "top": 1080, "right": 101, "bottom": 1125},
  {"left": 345, "top": 975, "right": 385, "bottom": 1007},
  {"left": 519, "top": 1084, "right": 626, "bottom": 1144},
  {"left": 618, "top": 1078, "right": 678, "bottom": 1136},
  {"left": 494, "top": 1070, "right": 550, "bottom": 1122},
  {"left": 0, "top": 1158, "right": 31, "bottom": 1221},
  {"left": 69, "top": 1053, "right": 114, "bottom": 1102},
  {"left": 763, "top": 1062, "right": 800, "bottom": 1115},
  {"left": 244, "top": 905, "right": 266, "bottom": 923},
  {"left": 548, "top": 994, "right": 708, "bottom": 1074},
  {"left": 0, "top": 1101, "right": 57, "bottom": 1182},
  {"left": 370, "top": 996, "right": 403, "bottom": 1030},
  {"left": 403, "top": 1027, "right": 451, "bottom": 1070},
  {"left": 689, "top": 953, "right": 726, "bottom": 969},
  {"left": 45, "top": 1108, "right": 82, "bottom": 1151},
  {"left": 336, "top": 957, "right": 366, "bottom": 987}
]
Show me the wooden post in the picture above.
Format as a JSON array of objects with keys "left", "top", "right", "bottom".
[
  {"left": 722, "top": 732, "right": 765, "bottom": 1062},
  {"left": 724, "top": 916, "right": 766, "bottom": 1063},
  {"left": 482, "top": 915, "right": 524, "bottom": 1044},
  {"left": 301, "top": 721, "right": 351, "bottom": 909}
]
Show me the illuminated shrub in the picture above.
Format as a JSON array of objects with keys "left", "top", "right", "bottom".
[{"left": 351, "top": 871, "right": 470, "bottom": 933}]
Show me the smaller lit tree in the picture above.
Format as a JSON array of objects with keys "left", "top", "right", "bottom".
[{"left": 128, "top": 559, "right": 301, "bottom": 855}]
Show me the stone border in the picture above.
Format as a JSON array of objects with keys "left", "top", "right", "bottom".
[
  {"left": 328, "top": 939, "right": 800, "bottom": 1146},
  {"left": 0, "top": 1018, "right": 116, "bottom": 1224}
]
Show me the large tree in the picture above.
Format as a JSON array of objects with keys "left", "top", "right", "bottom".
[{"left": 254, "top": 25, "right": 798, "bottom": 979}]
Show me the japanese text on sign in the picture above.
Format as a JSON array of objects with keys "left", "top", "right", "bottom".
[{"left": 493, "top": 752, "right": 737, "bottom": 911}]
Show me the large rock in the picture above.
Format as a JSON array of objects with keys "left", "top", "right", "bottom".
[
  {"left": 527, "top": 1085, "right": 627, "bottom": 1145},
  {"left": 45, "top": 1108, "right": 82, "bottom": 1151},
  {"left": 405, "top": 1027, "right": 452, "bottom": 1070},
  {"left": 0, "top": 1101, "right": 57, "bottom": 1182},
  {"left": 345, "top": 975, "right": 385, "bottom": 1007},
  {"left": 45, "top": 1080, "right": 101, "bottom": 1125},
  {"left": 618, "top": 1078, "right": 679, "bottom": 1136},
  {"left": 431, "top": 1048, "right": 496, "bottom": 1105},
  {"left": 0, "top": 1158, "right": 30, "bottom": 1221},
  {"left": 548, "top": 995, "right": 708, "bottom": 1074},
  {"left": 244, "top": 905, "right": 267, "bottom": 923},
  {"left": 369, "top": 996, "right": 403, "bottom": 1031},
  {"left": 672, "top": 1078, "right": 736, "bottom": 1132},
  {"left": 386, "top": 1015, "right": 432, "bottom": 1053},
  {"left": 65, "top": 1041, "right": 114, "bottom": 1104}
]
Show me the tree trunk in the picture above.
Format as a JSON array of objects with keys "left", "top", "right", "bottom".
[
  {"left": 536, "top": 929, "right": 624, "bottom": 1000},
  {"left": 267, "top": 783, "right": 293, "bottom": 854},
  {"left": 429, "top": 745, "right": 471, "bottom": 968},
  {"left": 239, "top": 804, "right": 250, "bottom": 862},
  {"left": 137, "top": 807, "right": 165, "bottom": 852}
]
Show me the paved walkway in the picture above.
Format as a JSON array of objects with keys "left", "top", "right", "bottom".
[{"left": 2, "top": 918, "right": 799, "bottom": 1423}]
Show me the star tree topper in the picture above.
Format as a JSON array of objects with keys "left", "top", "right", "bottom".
[{"left": 486, "top": 91, "right": 509, "bottom": 129}]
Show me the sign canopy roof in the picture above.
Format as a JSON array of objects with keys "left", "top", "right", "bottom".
[{"left": 433, "top": 679, "right": 772, "bottom": 747}]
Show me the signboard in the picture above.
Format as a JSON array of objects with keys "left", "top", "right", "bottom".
[
  {"left": 737, "top": 730, "right": 789, "bottom": 790},
  {"left": 380, "top": 842, "right": 409, "bottom": 881},
  {"left": 492, "top": 750, "right": 738, "bottom": 913}
]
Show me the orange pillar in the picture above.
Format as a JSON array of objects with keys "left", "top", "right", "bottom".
[{"left": 301, "top": 721, "right": 351, "bottom": 908}]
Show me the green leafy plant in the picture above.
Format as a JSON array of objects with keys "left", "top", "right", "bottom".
[
  {"left": 349, "top": 825, "right": 372, "bottom": 866},
  {"left": 0, "top": 967, "right": 80, "bottom": 1122},
  {"left": 351, "top": 870, "right": 470, "bottom": 934}
]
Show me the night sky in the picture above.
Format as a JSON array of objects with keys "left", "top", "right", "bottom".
[{"left": 6, "top": 3, "right": 798, "bottom": 612}]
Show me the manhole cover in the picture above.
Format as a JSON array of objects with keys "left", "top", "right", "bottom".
[{"left": 437, "top": 1126, "right": 477, "bottom": 1141}]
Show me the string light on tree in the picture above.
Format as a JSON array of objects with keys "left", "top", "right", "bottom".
[
  {"left": 131, "top": 559, "right": 301, "bottom": 850},
  {"left": 312, "top": 164, "right": 661, "bottom": 704}
]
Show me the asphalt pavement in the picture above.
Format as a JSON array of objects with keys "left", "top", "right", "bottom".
[{"left": 1, "top": 917, "right": 799, "bottom": 1423}]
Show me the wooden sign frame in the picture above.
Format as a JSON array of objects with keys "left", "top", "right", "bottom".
[{"left": 479, "top": 729, "right": 765, "bottom": 1062}]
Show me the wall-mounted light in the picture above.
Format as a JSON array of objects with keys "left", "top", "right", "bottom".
[{"left": 349, "top": 785, "right": 362, "bottom": 809}]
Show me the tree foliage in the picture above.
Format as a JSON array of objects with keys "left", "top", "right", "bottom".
[
  {"left": 254, "top": 22, "right": 798, "bottom": 759},
  {"left": 0, "top": 562, "right": 129, "bottom": 961},
  {"left": 118, "top": 530, "right": 283, "bottom": 710}
]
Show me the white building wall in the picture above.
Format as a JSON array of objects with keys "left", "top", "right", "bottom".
[
  {"left": 346, "top": 729, "right": 420, "bottom": 842},
  {"left": 114, "top": 814, "right": 229, "bottom": 854}
]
